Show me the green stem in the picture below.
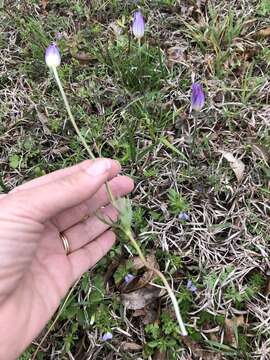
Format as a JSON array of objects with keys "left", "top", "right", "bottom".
[
  {"left": 52, "top": 66, "right": 115, "bottom": 207},
  {"left": 138, "top": 38, "right": 141, "bottom": 63},
  {"left": 125, "top": 229, "right": 188, "bottom": 336},
  {"left": 52, "top": 67, "right": 95, "bottom": 160}
]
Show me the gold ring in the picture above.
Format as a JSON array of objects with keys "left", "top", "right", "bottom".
[{"left": 59, "top": 232, "right": 71, "bottom": 255}]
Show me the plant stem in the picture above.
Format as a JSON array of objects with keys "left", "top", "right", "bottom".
[
  {"left": 125, "top": 229, "right": 188, "bottom": 336},
  {"left": 138, "top": 38, "right": 141, "bottom": 62},
  {"left": 52, "top": 67, "right": 116, "bottom": 206},
  {"left": 52, "top": 67, "right": 95, "bottom": 160}
]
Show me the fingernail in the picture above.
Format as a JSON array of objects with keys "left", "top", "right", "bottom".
[{"left": 86, "top": 159, "right": 111, "bottom": 176}]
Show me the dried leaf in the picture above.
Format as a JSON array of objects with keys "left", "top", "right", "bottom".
[
  {"left": 131, "top": 253, "right": 159, "bottom": 271},
  {"left": 121, "top": 254, "right": 160, "bottom": 292},
  {"left": 41, "top": 0, "right": 48, "bottom": 10},
  {"left": 133, "top": 308, "right": 146, "bottom": 317},
  {"left": 52, "top": 146, "right": 69, "bottom": 155},
  {"left": 120, "top": 342, "right": 142, "bottom": 352},
  {"left": 181, "top": 336, "right": 222, "bottom": 360},
  {"left": 241, "top": 47, "right": 260, "bottom": 61},
  {"left": 37, "top": 111, "right": 51, "bottom": 135},
  {"left": 251, "top": 142, "right": 270, "bottom": 164},
  {"left": 224, "top": 316, "right": 245, "bottom": 348},
  {"left": 103, "top": 256, "right": 124, "bottom": 285},
  {"left": 121, "top": 285, "right": 164, "bottom": 310},
  {"left": 72, "top": 52, "right": 96, "bottom": 64},
  {"left": 131, "top": 256, "right": 146, "bottom": 271},
  {"left": 135, "top": 269, "right": 156, "bottom": 289},
  {"left": 224, "top": 318, "right": 237, "bottom": 347},
  {"left": 143, "top": 302, "right": 159, "bottom": 324},
  {"left": 109, "top": 21, "right": 123, "bottom": 39},
  {"left": 202, "top": 322, "right": 220, "bottom": 342},
  {"left": 236, "top": 315, "right": 245, "bottom": 327},
  {"left": 167, "top": 46, "right": 186, "bottom": 66},
  {"left": 265, "top": 277, "right": 270, "bottom": 295},
  {"left": 133, "top": 301, "right": 159, "bottom": 324},
  {"left": 219, "top": 150, "right": 245, "bottom": 182},
  {"left": 256, "top": 27, "right": 270, "bottom": 38},
  {"left": 136, "top": 255, "right": 159, "bottom": 287},
  {"left": 153, "top": 349, "right": 168, "bottom": 360}
]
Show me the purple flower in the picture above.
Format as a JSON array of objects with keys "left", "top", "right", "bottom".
[
  {"left": 187, "top": 280, "right": 197, "bottom": 293},
  {"left": 179, "top": 212, "right": 190, "bottom": 221},
  {"left": 191, "top": 82, "right": 205, "bottom": 112},
  {"left": 45, "top": 43, "right": 61, "bottom": 68},
  {"left": 55, "top": 32, "right": 63, "bottom": 40},
  {"left": 102, "top": 332, "right": 113, "bottom": 341},
  {"left": 124, "top": 273, "right": 135, "bottom": 284},
  {"left": 132, "top": 11, "right": 145, "bottom": 39}
]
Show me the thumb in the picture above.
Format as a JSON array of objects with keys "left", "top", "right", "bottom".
[{"left": 13, "top": 158, "right": 115, "bottom": 222}]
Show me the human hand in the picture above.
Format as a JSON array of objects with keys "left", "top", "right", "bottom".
[{"left": 0, "top": 159, "right": 134, "bottom": 359}]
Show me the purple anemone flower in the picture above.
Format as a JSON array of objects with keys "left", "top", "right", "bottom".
[
  {"left": 179, "top": 212, "right": 190, "bottom": 221},
  {"left": 187, "top": 280, "right": 197, "bottom": 293},
  {"left": 191, "top": 83, "right": 205, "bottom": 112},
  {"left": 102, "top": 332, "right": 113, "bottom": 341},
  {"left": 45, "top": 43, "right": 61, "bottom": 68},
  {"left": 124, "top": 273, "right": 136, "bottom": 284},
  {"left": 132, "top": 11, "right": 145, "bottom": 39}
]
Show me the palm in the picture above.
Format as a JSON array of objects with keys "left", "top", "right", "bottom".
[{"left": 30, "top": 221, "right": 73, "bottom": 312}]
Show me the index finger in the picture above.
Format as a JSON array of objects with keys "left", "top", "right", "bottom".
[{"left": 11, "top": 159, "right": 121, "bottom": 193}]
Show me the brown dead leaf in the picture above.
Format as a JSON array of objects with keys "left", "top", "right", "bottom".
[
  {"left": 224, "top": 319, "right": 237, "bottom": 347},
  {"left": 181, "top": 336, "right": 222, "bottom": 360},
  {"left": 131, "top": 253, "right": 159, "bottom": 271},
  {"left": 265, "top": 277, "right": 270, "bottom": 296},
  {"left": 153, "top": 349, "right": 167, "bottom": 360},
  {"left": 242, "top": 47, "right": 260, "bottom": 61},
  {"left": 131, "top": 256, "right": 145, "bottom": 270},
  {"left": 123, "top": 253, "right": 160, "bottom": 291},
  {"left": 142, "top": 301, "right": 159, "bottom": 325},
  {"left": 133, "top": 308, "right": 146, "bottom": 317},
  {"left": 72, "top": 52, "right": 96, "bottom": 65},
  {"left": 104, "top": 256, "right": 124, "bottom": 286},
  {"left": 132, "top": 301, "right": 159, "bottom": 325},
  {"left": 167, "top": 46, "right": 187, "bottom": 66},
  {"left": 224, "top": 316, "right": 245, "bottom": 348},
  {"left": 251, "top": 142, "right": 270, "bottom": 164},
  {"left": 41, "top": 0, "right": 48, "bottom": 10},
  {"left": 52, "top": 146, "right": 69, "bottom": 155},
  {"left": 256, "top": 27, "right": 270, "bottom": 38},
  {"left": 121, "top": 285, "right": 164, "bottom": 310},
  {"left": 136, "top": 268, "right": 158, "bottom": 289},
  {"left": 236, "top": 315, "right": 245, "bottom": 327},
  {"left": 219, "top": 150, "right": 245, "bottom": 182},
  {"left": 109, "top": 22, "right": 123, "bottom": 39},
  {"left": 36, "top": 111, "right": 51, "bottom": 135},
  {"left": 120, "top": 342, "right": 142, "bottom": 352},
  {"left": 202, "top": 322, "right": 220, "bottom": 342}
]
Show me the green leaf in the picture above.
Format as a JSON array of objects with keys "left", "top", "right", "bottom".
[
  {"left": 116, "top": 198, "right": 133, "bottom": 231},
  {"left": 9, "top": 154, "right": 20, "bottom": 169},
  {"left": 160, "top": 137, "right": 188, "bottom": 161}
]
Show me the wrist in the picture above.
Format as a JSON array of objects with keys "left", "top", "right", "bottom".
[{"left": 0, "top": 290, "right": 32, "bottom": 360}]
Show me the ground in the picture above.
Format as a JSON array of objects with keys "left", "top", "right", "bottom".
[{"left": 1, "top": 0, "right": 270, "bottom": 359}]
